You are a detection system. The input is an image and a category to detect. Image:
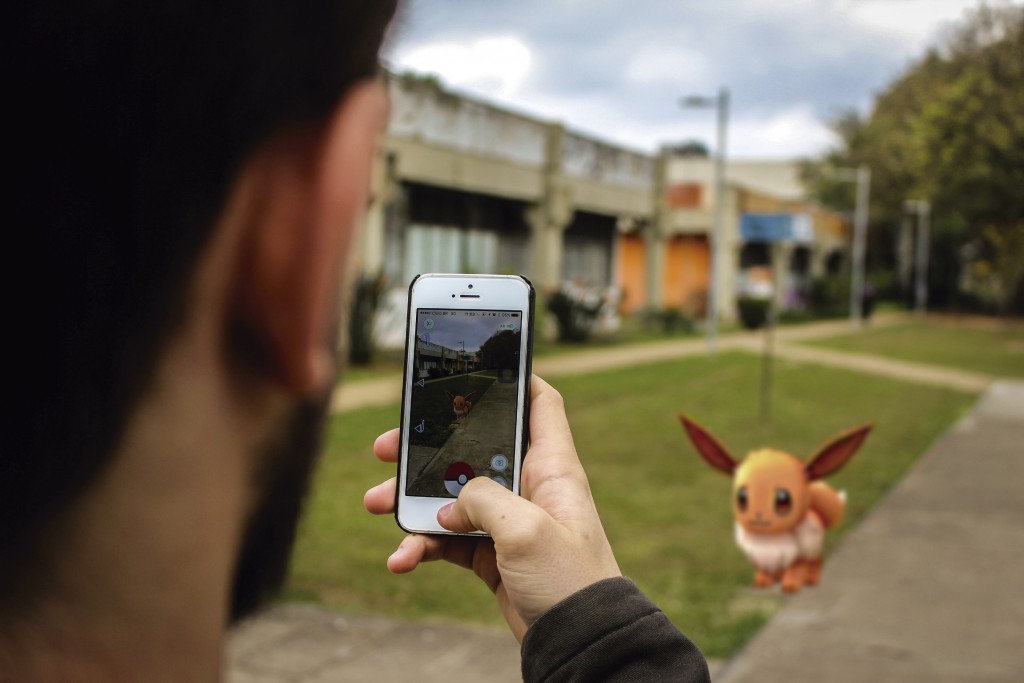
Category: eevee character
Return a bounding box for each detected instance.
[680,417,872,593]
[444,390,477,421]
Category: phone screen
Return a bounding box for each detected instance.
[405,307,523,499]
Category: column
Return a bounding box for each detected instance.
[358,147,398,277]
[526,124,574,292]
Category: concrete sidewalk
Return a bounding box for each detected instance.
[717,380,1024,683]
[226,605,523,683]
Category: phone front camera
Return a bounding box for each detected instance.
[468,283,474,289]
[451,294,455,298]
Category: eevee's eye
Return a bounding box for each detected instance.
[774,488,792,516]
[736,486,749,513]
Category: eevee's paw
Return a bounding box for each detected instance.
[781,563,806,593]
[754,570,775,588]
[805,559,823,585]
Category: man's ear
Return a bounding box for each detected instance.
[229,80,389,396]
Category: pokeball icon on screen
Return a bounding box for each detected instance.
[444,462,475,497]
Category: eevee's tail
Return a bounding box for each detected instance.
[809,482,846,529]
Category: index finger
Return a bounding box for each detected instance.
[528,375,575,450]
[522,375,589,495]
[373,427,400,463]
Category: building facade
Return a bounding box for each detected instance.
[358,73,850,344]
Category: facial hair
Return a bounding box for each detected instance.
[228,386,332,623]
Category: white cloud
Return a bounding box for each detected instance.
[729,106,839,159]
[624,44,709,86]
[844,0,994,51]
[393,35,533,99]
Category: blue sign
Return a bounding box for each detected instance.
[740,213,813,243]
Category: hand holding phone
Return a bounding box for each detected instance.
[364,376,623,642]
[395,274,534,535]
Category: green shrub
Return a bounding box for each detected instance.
[636,306,695,334]
[809,275,850,318]
[547,288,602,342]
[737,296,770,330]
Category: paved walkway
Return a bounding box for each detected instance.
[330,314,922,414]
[408,379,519,496]
[226,605,523,683]
[229,314,1019,682]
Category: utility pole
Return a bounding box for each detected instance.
[681,88,730,352]
[834,165,872,327]
[904,199,931,316]
[849,165,871,327]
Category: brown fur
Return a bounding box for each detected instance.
[809,481,845,529]
[444,390,477,421]
[681,416,871,592]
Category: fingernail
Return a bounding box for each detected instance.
[388,544,405,563]
[437,503,454,522]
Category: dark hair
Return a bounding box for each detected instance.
[4,0,397,612]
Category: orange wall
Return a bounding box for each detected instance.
[616,234,710,314]
[617,234,647,313]
[663,236,709,313]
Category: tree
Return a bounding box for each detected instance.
[479,329,520,372]
[804,3,1024,311]
[913,6,1024,310]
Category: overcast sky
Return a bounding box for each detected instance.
[384,0,1021,159]
[418,311,521,351]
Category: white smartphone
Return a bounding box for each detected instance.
[395,273,535,535]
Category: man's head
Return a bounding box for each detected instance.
[5,0,397,632]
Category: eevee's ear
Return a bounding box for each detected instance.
[805,423,873,480]
[444,390,455,401]
[679,415,738,476]
[465,392,477,402]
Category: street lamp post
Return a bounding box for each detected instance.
[904,200,931,316]
[835,165,872,327]
[681,88,730,353]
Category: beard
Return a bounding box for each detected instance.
[227,386,332,623]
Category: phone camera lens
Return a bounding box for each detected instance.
[451,294,455,298]
[468,284,473,289]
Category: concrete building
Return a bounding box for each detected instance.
[637,155,850,319]
[357,73,849,343]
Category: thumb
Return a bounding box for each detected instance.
[436,475,618,631]
[438,477,550,545]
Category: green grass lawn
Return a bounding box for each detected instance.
[286,352,975,658]
[408,373,496,448]
[808,318,1024,378]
